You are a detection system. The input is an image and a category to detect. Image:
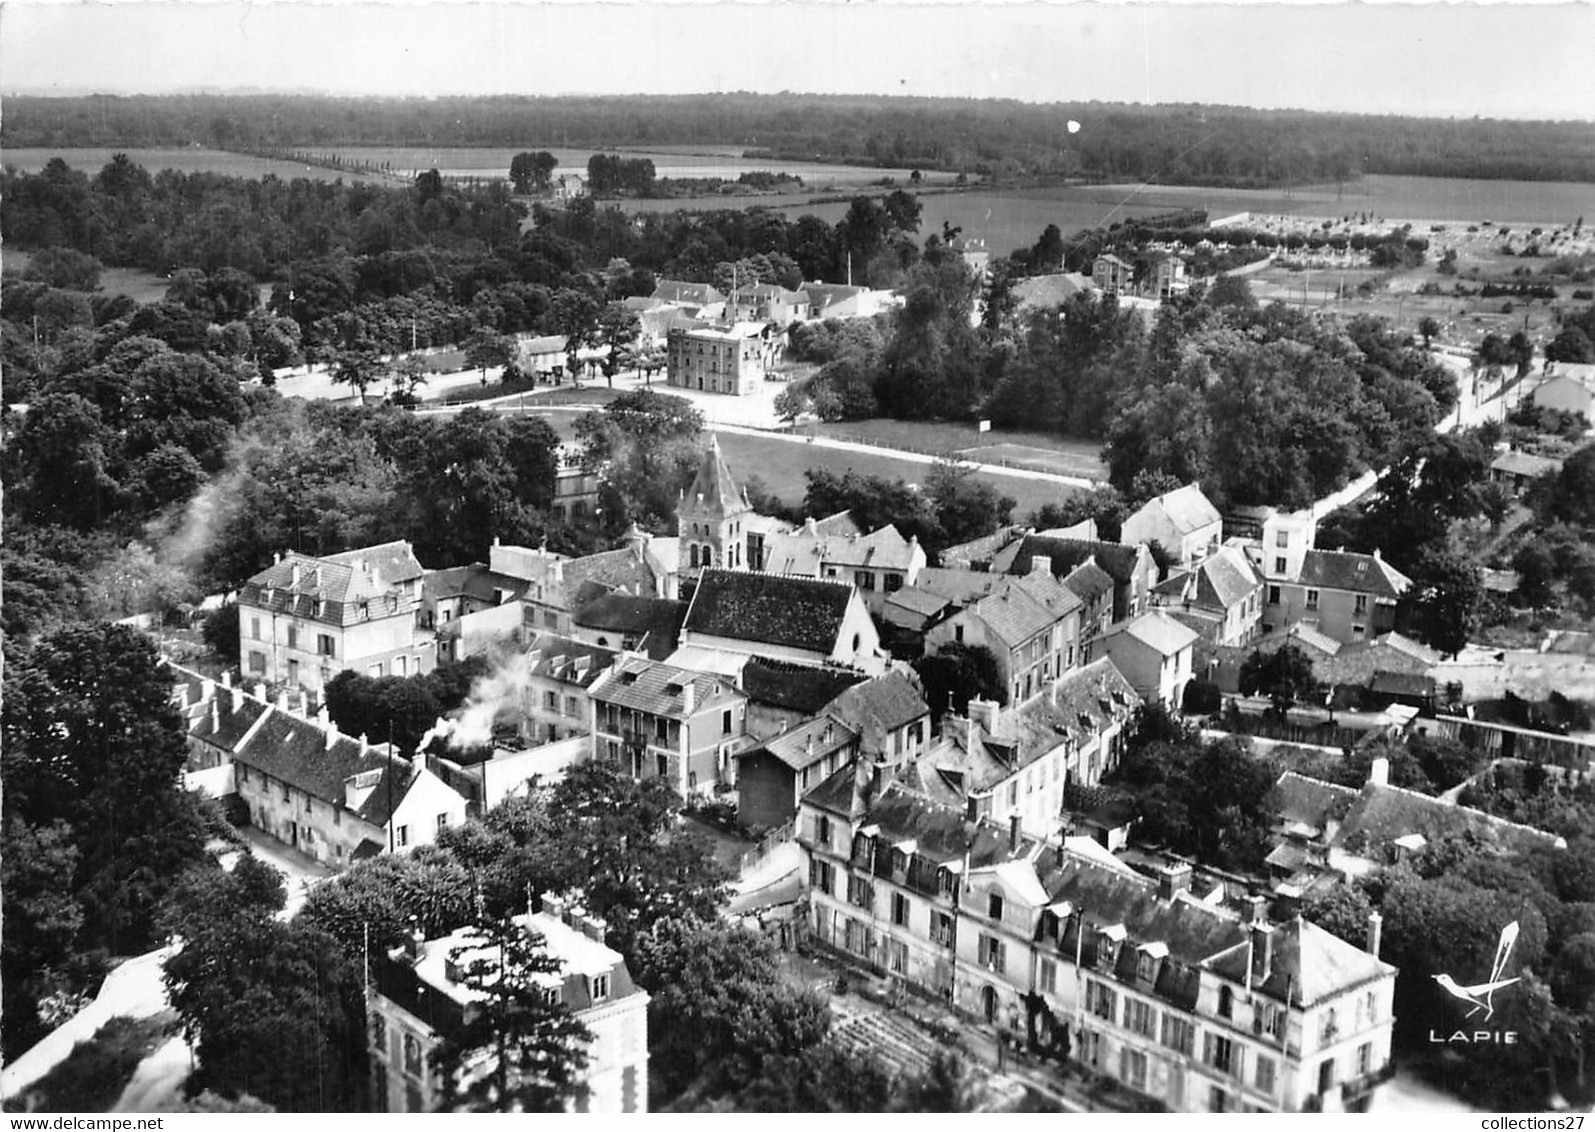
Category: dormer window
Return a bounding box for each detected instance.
[1218,984,1234,1019]
[988,892,1005,921]
[591,974,610,1002]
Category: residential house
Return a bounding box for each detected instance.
[516,333,570,379]
[731,283,810,326]
[677,436,755,574]
[589,655,750,796]
[570,589,686,660]
[666,323,769,395]
[991,535,1159,624]
[736,714,862,831]
[821,669,932,769]
[1266,758,1565,894]
[1011,272,1096,312]
[1062,559,1116,653]
[1151,256,1189,299]
[905,657,1141,838]
[422,562,528,664]
[923,570,1084,707]
[553,446,602,521]
[761,520,926,615]
[1530,363,1595,418]
[622,296,680,349]
[651,279,725,317]
[519,633,618,745]
[1121,483,1224,568]
[368,899,648,1113]
[740,655,867,740]
[512,541,665,639]
[1092,253,1135,294]
[939,524,1028,571]
[799,282,896,321]
[239,541,433,697]
[1263,550,1412,647]
[1489,449,1563,493]
[232,700,468,864]
[1152,545,1265,648]
[1099,611,1199,708]
[680,568,886,674]
[174,669,270,785]
[799,779,1398,1113]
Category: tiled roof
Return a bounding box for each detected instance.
[1207,917,1395,1009]
[735,283,806,303]
[1012,272,1095,310]
[1014,659,1140,763]
[188,687,271,752]
[562,547,658,600]
[959,585,1060,649]
[1118,611,1199,656]
[1298,550,1411,600]
[571,592,686,657]
[234,708,391,808]
[993,536,1145,585]
[241,541,424,625]
[825,670,930,734]
[590,654,743,719]
[914,567,1009,603]
[938,525,1026,570]
[1259,622,1342,658]
[524,633,619,689]
[1491,450,1563,478]
[760,715,860,772]
[653,280,725,306]
[1368,671,1436,697]
[819,524,922,571]
[1196,546,1261,611]
[800,282,868,310]
[1273,771,1360,832]
[1336,780,1563,856]
[424,564,530,605]
[683,569,854,654]
[354,762,422,827]
[741,656,867,714]
[1126,483,1222,537]
[802,761,873,819]
[682,436,751,519]
[861,781,1040,869]
[814,510,863,538]
[520,334,568,355]
[884,587,953,622]
[1062,560,1115,604]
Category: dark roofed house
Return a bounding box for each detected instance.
[652,279,726,312]
[992,535,1158,623]
[571,589,686,660]
[737,715,862,830]
[681,568,885,673]
[1266,549,1412,646]
[823,669,931,766]
[1490,449,1563,492]
[742,656,868,738]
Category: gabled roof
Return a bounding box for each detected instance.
[1125,483,1222,538]
[683,569,855,654]
[1014,658,1141,763]
[800,281,868,309]
[813,510,863,538]
[1273,771,1360,832]
[825,670,930,734]
[520,334,569,355]
[735,283,806,303]
[562,546,658,600]
[1012,272,1095,310]
[1196,545,1262,611]
[884,587,953,620]
[424,563,530,605]
[741,656,868,714]
[939,525,1028,570]
[234,708,392,809]
[958,584,1063,648]
[571,592,686,658]
[524,633,619,689]
[1336,780,1563,856]
[242,541,424,623]
[1298,550,1411,600]
[1491,450,1564,478]
[188,687,271,752]
[1062,559,1115,604]
[914,566,1010,604]
[817,524,922,572]
[1207,917,1395,1009]
[758,715,860,772]
[1368,671,1436,698]
[681,436,751,520]
[652,280,725,306]
[589,654,743,718]
[1112,610,1199,656]
[993,536,1146,586]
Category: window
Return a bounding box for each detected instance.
[396,655,409,677]
[1275,531,1290,548]
[1274,557,1287,574]
[844,918,872,957]
[979,934,1006,974]
[816,814,832,849]
[287,659,299,684]
[722,709,733,737]
[591,974,610,1002]
[317,633,336,657]
[251,617,262,640]
[886,938,908,974]
[402,1033,422,1078]
[809,858,835,897]
[304,795,313,814]
[655,716,669,743]
[545,690,559,711]
[1039,958,1057,994]
[1218,984,1234,1018]
[1320,1007,1339,1044]
[395,825,409,848]
[1086,980,1116,1023]
[542,986,560,1006]
[1209,1087,1230,1113]
[885,573,903,593]
[1305,589,1320,611]
[847,875,874,910]
[1357,1042,1373,1076]
[1255,1054,1277,1095]
[248,650,267,674]
[1160,1014,1194,1055]
[565,695,579,717]
[1126,997,1156,1037]
[1119,1047,1148,1091]
[931,911,956,948]
[1354,593,1369,614]
[1268,585,1281,605]
[988,892,1005,921]
[371,1012,387,1053]
[1365,991,1378,1024]
[287,625,299,649]
[436,812,449,832]
[282,782,291,802]
[855,570,875,591]
[954,624,965,644]
[1204,1033,1236,1075]
[891,892,910,927]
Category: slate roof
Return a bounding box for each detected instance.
[590,654,743,718]
[1126,483,1222,537]
[914,567,1010,603]
[1273,771,1359,832]
[1368,671,1436,698]
[562,547,658,600]
[1115,610,1199,656]
[958,583,1066,649]
[814,510,863,538]
[1196,545,1261,611]
[682,436,751,519]
[652,280,725,307]
[884,587,952,619]
[683,569,855,654]
[571,592,686,658]
[1336,780,1563,855]
[1014,659,1140,762]
[760,715,860,772]
[741,656,867,714]
[801,760,873,819]
[825,670,930,734]
[938,525,1027,570]
[1297,550,1411,600]
[860,781,1040,869]
[188,687,271,752]
[1012,272,1095,310]
[993,536,1145,585]
[524,633,619,689]
[800,282,868,312]
[1062,559,1115,605]
[241,541,424,626]
[234,707,393,808]
[817,524,922,572]
[735,283,806,303]
[1207,917,1395,1009]
[424,564,530,605]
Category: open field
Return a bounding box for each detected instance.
[2,246,173,305]
[1,147,392,184]
[795,417,1107,481]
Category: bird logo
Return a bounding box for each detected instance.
[1432,921,1521,1021]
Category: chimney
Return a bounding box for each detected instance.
[326,724,338,751]
[1250,921,1275,982]
[1009,814,1022,852]
[290,562,301,588]
[1366,910,1383,958]
[253,682,267,702]
[1368,756,1389,788]
[231,685,244,713]
[968,698,1000,736]
[1247,893,1268,924]
[220,670,232,689]
[681,682,695,715]
[541,893,566,922]
[1373,548,1382,562]
[1157,862,1193,902]
[317,705,331,729]
[277,690,290,712]
[273,551,282,566]
[805,517,818,536]
[1030,554,1051,576]
[404,917,424,962]
[580,913,608,943]
[210,698,220,733]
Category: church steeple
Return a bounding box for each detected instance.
[678,434,751,572]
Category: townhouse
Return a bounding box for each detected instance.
[736,714,862,830]
[821,668,932,769]
[799,778,1399,1113]
[666,322,769,396]
[1098,611,1199,709]
[991,535,1159,625]
[923,570,1084,707]
[368,897,648,1113]
[761,521,927,616]
[1120,483,1223,568]
[1264,550,1412,646]
[588,654,750,796]
[1151,544,1266,649]
[519,633,618,745]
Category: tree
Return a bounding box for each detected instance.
[594,302,640,387]
[430,916,593,1113]
[298,847,475,957]
[1417,315,1441,349]
[1546,326,1594,365]
[1238,643,1318,715]
[463,326,512,385]
[1403,548,1483,659]
[509,151,559,195]
[913,642,1006,723]
[773,384,811,424]
[925,456,1015,548]
[1300,883,1377,948]
[551,289,601,385]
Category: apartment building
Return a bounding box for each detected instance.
[923,570,1084,707]
[588,654,750,797]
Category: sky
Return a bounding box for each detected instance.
[2,1,1593,120]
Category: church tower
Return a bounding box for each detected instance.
[678,434,753,572]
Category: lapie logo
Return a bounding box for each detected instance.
[1428,921,1521,1044]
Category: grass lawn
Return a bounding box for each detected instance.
[4,1012,179,1113]
[800,418,1104,468]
